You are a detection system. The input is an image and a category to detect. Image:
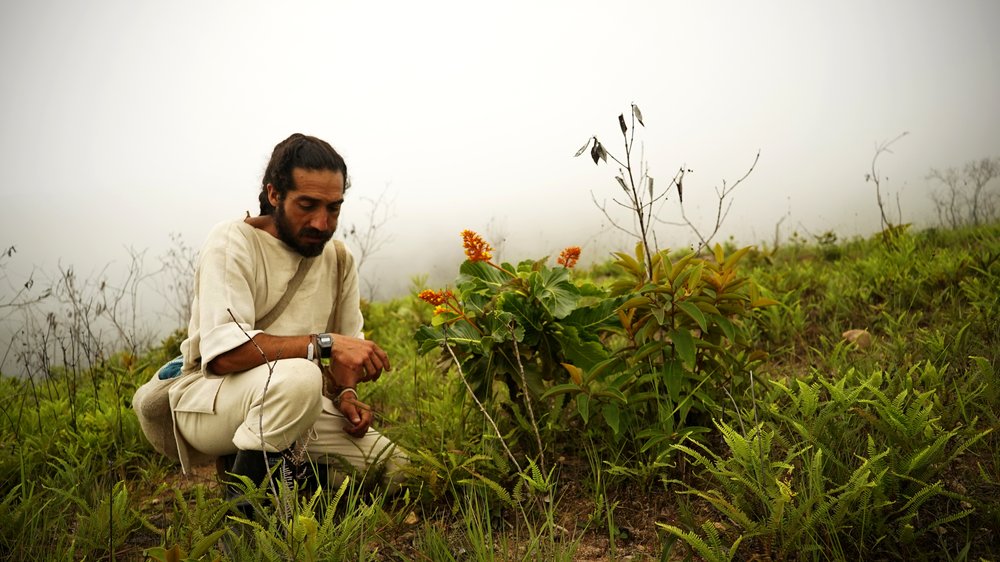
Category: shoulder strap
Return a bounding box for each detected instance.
[325,240,350,333]
[257,257,316,330]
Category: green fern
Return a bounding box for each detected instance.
[657,521,742,562]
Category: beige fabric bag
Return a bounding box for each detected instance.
[133,240,347,461]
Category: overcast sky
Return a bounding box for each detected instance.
[2,0,999,316]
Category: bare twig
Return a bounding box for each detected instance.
[0,246,52,318]
[442,330,523,474]
[928,157,1000,228]
[226,308,290,517]
[674,150,761,253]
[344,184,396,301]
[580,105,759,270]
[866,132,909,231]
[154,233,198,329]
[508,324,546,475]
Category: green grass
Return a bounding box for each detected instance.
[1,222,998,560]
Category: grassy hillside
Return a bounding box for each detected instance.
[1,223,997,561]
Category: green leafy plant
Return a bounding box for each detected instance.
[415,231,616,466]
[70,481,143,560]
[545,241,776,462]
[668,361,990,560]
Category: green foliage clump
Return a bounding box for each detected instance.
[548,241,775,462]
[1,222,998,560]
[414,231,776,483]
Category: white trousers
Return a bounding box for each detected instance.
[173,358,405,484]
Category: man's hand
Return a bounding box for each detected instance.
[325,335,391,388]
[336,391,372,438]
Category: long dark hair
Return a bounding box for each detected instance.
[258,133,350,216]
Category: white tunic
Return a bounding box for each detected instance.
[168,218,363,470]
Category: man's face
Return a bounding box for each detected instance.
[269,168,345,257]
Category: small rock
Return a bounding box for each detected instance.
[842,329,872,349]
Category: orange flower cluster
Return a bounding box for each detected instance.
[557,246,582,268]
[461,230,493,262]
[418,289,452,305]
[433,305,449,316]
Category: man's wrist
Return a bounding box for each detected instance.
[317,333,334,367]
[333,386,357,402]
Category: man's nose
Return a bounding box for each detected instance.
[309,212,330,232]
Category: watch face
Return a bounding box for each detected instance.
[318,334,333,358]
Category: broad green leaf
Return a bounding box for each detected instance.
[713,243,724,264]
[634,340,666,362]
[619,295,651,310]
[626,391,660,404]
[593,387,628,403]
[536,267,580,319]
[723,246,751,268]
[602,403,621,435]
[563,297,620,330]
[542,383,582,399]
[498,292,543,330]
[430,310,459,326]
[577,393,591,422]
[441,320,483,345]
[669,253,696,281]
[672,265,696,292]
[693,300,721,316]
[686,262,705,293]
[576,281,607,297]
[634,316,659,343]
[613,251,641,275]
[553,325,607,369]
[633,241,646,268]
[588,357,623,382]
[651,303,666,326]
[709,314,736,341]
[663,359,683,403]
[669,329,697,368]
[481,309,520,341]
[677,300,708,332]
[458,260,508,291]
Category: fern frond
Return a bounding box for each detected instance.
[684,489,757,530]
[913,508,974,538]
[657,522,733,562]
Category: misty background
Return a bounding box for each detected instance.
[2,0,999,369]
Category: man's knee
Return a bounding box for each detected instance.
[231,359,325,452]
[269,358,323,403]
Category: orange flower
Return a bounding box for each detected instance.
[418,289,452,306]
[461,230,493,262]
[433,305,449,316]
[557,246,581,268]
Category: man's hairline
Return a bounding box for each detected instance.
[271,166,348,201]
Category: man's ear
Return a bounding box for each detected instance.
[266,184,281,207]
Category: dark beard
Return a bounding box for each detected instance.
[273,203,333,258]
